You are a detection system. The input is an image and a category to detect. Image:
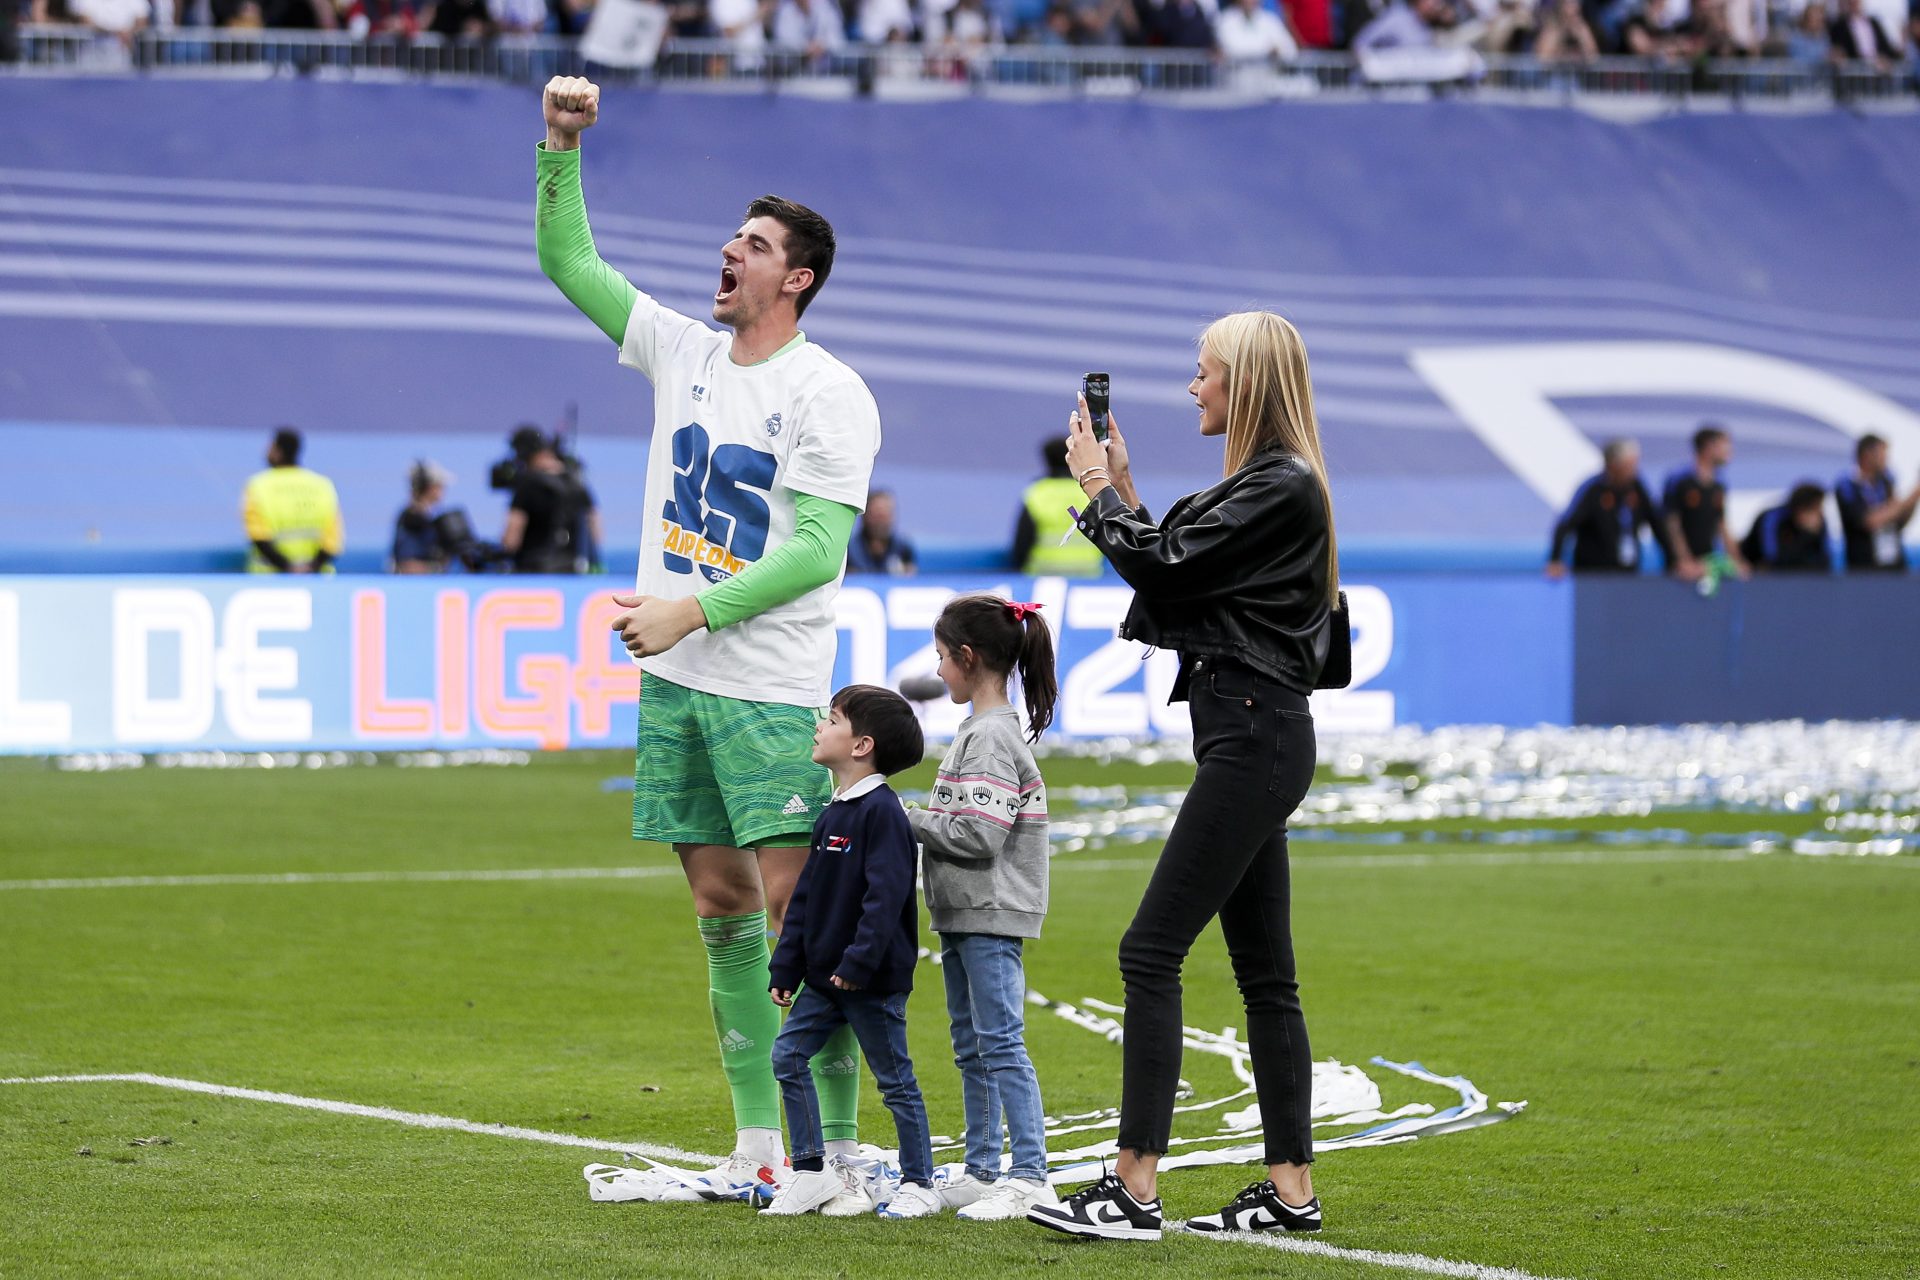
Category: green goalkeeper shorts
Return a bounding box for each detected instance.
[632,674,832,849]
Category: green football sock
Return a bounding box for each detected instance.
[768,934,861,1144]
[699,912,782,1133]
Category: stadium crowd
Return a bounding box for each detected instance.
[13,0,1919,65]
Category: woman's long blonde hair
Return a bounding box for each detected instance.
[1201,310,1339,608]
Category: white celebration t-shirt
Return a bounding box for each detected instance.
[619,289,881,707]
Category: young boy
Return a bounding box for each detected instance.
[764,685,940,1220]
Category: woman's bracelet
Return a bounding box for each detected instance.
[1077,467,1111,487]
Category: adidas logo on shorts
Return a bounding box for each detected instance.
[721,1028,756,1051]
[782,795,811,816]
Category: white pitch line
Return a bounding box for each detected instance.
[0,866,683,892]
[4,1073,1573,1279]
[1194,1228,1575,1280]
[0,1073,718,1166]
[5,847,1878,892]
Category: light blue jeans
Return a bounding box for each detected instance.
[941,932,1048,1183]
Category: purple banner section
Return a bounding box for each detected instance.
[3,82,1918,562]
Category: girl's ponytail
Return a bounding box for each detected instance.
[1013,608,1057,744]
[932,594,1059,743]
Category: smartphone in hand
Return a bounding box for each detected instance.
[1082,372,1111,443]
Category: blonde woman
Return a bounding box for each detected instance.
[1027,311,1338,1242]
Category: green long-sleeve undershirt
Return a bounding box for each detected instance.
[535,143,858,632]
[535,143,637,343]
[699,494,857,631]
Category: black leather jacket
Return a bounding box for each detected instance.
[1075,444,1333,695]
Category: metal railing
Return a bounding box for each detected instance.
[8,25,1916,106]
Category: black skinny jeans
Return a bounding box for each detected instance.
[1116,654,1318,1167]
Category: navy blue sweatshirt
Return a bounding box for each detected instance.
[769,777,920,996]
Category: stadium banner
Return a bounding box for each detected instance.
[0,574,1571,753]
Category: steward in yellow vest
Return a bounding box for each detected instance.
[1011,439,1103,577]
[243,428,343,574]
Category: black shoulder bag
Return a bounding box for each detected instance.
[1315,591,1352,690]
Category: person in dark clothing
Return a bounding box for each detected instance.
[765,685,938,1219]
[1660,424,1749,581]
[845,489,917,576]
[1834,433,1918,572]
[419,0,493,36]
[1828,0,1899,64]
[1136,0,1216,46]
[1546,438,1667,578]
[501,437,598,574]
[1740,483,1831,573]
[390,460,489,573]
[1028,311,1334,1243]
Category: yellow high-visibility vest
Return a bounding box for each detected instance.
[243,466,343,573]
[1021,476,1104,578]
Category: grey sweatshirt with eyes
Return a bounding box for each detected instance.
[906,705,1051,939]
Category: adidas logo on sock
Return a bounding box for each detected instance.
[817,1054,858,1077]
[782,795,810,816]
[721,1028,756,1051]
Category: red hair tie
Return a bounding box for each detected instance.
[1006,601,1044,622]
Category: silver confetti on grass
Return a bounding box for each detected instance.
[1042,721,1918,857]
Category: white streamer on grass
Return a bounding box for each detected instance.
[1028,990,1527,1179]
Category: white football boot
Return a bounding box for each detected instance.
[818,1156,880,1217]
[760,1167,844,1216]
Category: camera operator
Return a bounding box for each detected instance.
[390,461,492,573]
[500,433,602,574]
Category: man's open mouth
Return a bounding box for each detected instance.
[716,265,739,303]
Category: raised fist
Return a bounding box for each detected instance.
[543,76,600,144]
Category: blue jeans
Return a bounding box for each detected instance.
[941,932,1048,1183]
[771,983,933,1186]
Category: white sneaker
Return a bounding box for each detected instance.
[819,1156,880,1218]
[957,1177,1059,1221]
[878,1182,944,1219]
[937,1172,995,1210]
[583,1162,677,1203]
[656,1151,784,1204]
[760,1167,843,1216]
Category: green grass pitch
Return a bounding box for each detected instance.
[2,750,1915,1279]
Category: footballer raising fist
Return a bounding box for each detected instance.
[542,75,599,151]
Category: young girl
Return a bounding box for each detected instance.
[908,593,1060,1222]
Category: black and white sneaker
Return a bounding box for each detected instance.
[1184,1181,1323,1234]
[1026,1174,1164,1241]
